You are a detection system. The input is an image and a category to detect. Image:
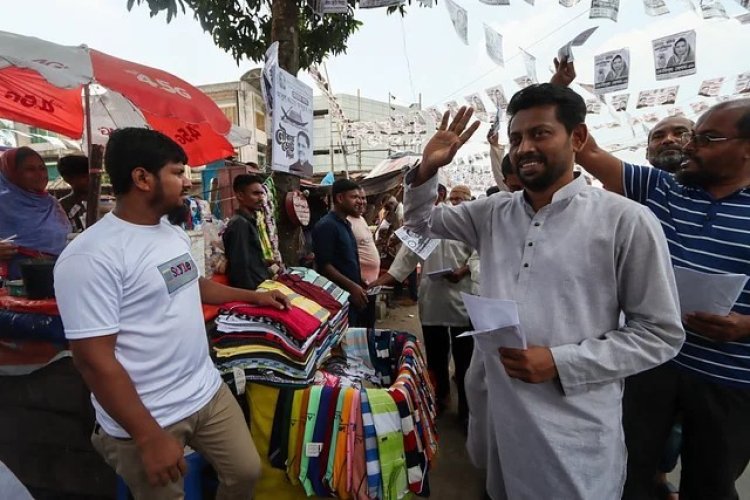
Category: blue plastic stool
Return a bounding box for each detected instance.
[116,450,211,499]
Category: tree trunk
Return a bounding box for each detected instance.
[271,0,300,75]
[271,0,302,266]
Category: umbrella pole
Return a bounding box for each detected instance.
[84,84,103,228]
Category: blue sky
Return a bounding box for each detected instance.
[2,0,748,160]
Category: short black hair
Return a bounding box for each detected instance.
[507,83,586,134]
[57,155,88,179]
[486,185,501,197]
[675,37,688,46]
[233,174,264,193]
[105,128,188,196]
[437,183,447,194]
[298,131,310,147]
[332,178,360,199]
[501,154,514,177]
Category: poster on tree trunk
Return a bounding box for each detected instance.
[263,43,315,178]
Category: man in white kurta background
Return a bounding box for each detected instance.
[371,184,477,423]
[403,84,685,499]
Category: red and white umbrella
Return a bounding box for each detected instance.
[0,30,241,165]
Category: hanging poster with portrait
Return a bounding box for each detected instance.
[594,48,630,94]
[652,30,697,81]
[264,44,314,178]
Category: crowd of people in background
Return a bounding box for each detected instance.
[2,51,750,500]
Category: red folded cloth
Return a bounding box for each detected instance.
[221,302,322,341]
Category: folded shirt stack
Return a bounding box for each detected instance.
[212,267,350,389]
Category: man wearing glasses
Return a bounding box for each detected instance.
[553,57,750,500]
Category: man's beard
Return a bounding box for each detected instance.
[650,149,686,173]
[516,154,568,192]
[675,156,716,188]
[166,200,190,225]
[150,181,189,225]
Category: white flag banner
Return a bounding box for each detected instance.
[318,0,349,13]
[425,106,444,123]
[586,99,603,114]
[644,0,670,15]
[698,0,729,19]
[636,86,679,109]
[578,82,597,95]
[488,106,504,137]
[690,101,711,114]
[445,0,469,45]
[360,0,404,8]
[520,48,538,83]
[641,112,662,123]
[484,25,505,66]
[465,93,489,121]
[514,76,535,89]
[611,93,630,112]
[594,49,630,94]
[557,26,598,62]
[737,72,750,94]
[445,100,460,117]
[590,0,621,21]
[668,107,686,117]
[653,31,697,81]
[698,77,724,97]
[485,84,509,109]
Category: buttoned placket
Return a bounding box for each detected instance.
[517,204,549,300]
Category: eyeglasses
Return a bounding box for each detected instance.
[681,132,746,148]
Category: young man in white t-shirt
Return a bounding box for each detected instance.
[54,128,289,499]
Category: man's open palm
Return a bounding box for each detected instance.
[422,107,481,171]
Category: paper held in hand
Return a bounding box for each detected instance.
[557,26,598,62]
[457,292,527,350]
[395,226,440,260]
[427,268,453,279]
[673,266,749,316]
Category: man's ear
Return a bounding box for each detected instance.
[571,123,589,153]
[131,167,154,192]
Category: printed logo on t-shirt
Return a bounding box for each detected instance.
[157,253,198,295]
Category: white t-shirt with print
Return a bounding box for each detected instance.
[54,212,222,438]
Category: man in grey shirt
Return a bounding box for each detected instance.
[403,84,685,499]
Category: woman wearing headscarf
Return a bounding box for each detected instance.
[0,147,71,280]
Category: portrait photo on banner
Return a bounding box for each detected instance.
[652,30,697,81]
[594,48,630,94]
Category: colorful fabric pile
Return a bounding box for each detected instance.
[266,328,438,499]
[212,267,350,389]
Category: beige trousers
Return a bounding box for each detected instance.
[92,384,261,500]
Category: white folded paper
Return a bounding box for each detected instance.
[457,292,527,349]
[557,26,598,62]
[427,268,453,279]
[673,266,748,316]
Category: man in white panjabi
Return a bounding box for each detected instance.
[403,84,685,499]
